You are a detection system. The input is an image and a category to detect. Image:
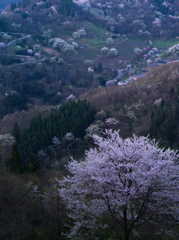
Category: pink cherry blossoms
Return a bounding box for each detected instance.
[59,130,179,240]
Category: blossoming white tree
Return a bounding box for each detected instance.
[52,136,61,149]
[84,60,94,67]
[101,47,109,54]
[107,48,118,57]
[106,37,114,46]
[59,130,179,240]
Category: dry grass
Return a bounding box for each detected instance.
[80,61,179,137]
[41,47,61,57]
[0,104,52,135]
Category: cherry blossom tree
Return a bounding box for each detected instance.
[59,130,179,240]
[52,136,61,149]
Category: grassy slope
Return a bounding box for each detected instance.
[59,21,147,66]
[153,38,179,49]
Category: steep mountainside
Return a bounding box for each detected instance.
[80,61,179,149]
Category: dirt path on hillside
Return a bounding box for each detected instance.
[41,47,61,57]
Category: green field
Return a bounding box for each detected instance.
[153,38,179,49]
[6,19,179,66]
[75,22,147,61]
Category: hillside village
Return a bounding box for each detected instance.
[0,0,179,105]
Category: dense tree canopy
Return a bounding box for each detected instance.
[59,0,75,16]
[12,121,21,144]
[154,0,169,14]
[20,100,95,161]
[150,87,179,148]
[10,143,23,174]
[59,130,179,240]
[26,153,41,173]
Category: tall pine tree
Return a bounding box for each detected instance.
[59,0,75,16]
[98,61,103,73]
[10,143,23,174]
[0,147,2,165]
[26,153,41,173]
[12,121,21,144]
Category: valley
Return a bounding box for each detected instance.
[1,1,179,240]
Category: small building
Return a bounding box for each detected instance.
[131,77,137,81]
[126,78,132,82]
[118,81,127,86]
[140,68,148,72]
[157,60,166,64]
[106,80,116,87]
[66,94,76,102]
[88,67,94,73]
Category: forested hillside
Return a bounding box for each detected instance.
[0,0,21,10]
[19,100,95,161]
[150,88,179,148]
[1,0,179,239]
[81,61,179,148]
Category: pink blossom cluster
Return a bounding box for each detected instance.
[59,130,179,239]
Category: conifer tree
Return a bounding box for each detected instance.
[10,143,23,174]
[177,87,179,96]
[59,0,75,16]
[26,153,41,173]
[12,121,21,144]
[97,61,103,73]
[170,86,175,99]
[0,147,2,165]
[20,100,95,160]
[10,3,16,11]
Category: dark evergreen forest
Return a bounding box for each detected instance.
[19,100,95,162]
[154,0,174,14]
[150,87,179,149]
[0,0,21,10]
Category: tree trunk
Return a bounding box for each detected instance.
[125,231,130,240]
[57,194,60,236]
[123,206,130,240]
